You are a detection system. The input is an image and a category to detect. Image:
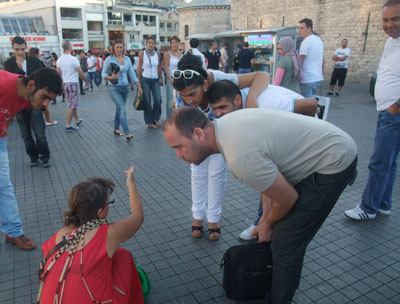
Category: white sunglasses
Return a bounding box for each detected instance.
[171,69,200,80]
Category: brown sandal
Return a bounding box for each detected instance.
[191,226,204,238]
[208,228,221,241]
[126,134,133,141]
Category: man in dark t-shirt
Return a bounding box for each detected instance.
[238,42,255,74]
[205,41,223,70]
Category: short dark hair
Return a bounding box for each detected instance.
[207,80,242,105]
[243,42,249,48]
[190,38,199,48]
[22,67,63,95]
[299,18,313,30]
[11,36,26,46]
[210,41,217,46]
[164,107,209,139]
[384,0,400,7]
[223,42,229,47]
[64,177,115,226]
[342,38,348,42]
[173,53,208,91]
[147,36,156,43]
[87,50,93,55]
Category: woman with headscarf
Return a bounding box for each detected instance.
[273,37,302,93]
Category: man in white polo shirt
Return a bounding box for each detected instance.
[345,0,400,220]
[298,18,324,98]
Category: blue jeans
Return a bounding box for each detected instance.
[87,71,96,89]
[361,110,400,214]
[238,68,251,74]
[95,70,102,87]
[300,81,321,98]
[16,109,50,162]
[109,85,130,134]
[141,77,162,124]
[0,137,23,237]
[254,199,263,226]
[165,78,174,118]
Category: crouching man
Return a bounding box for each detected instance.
[163,107,357,304]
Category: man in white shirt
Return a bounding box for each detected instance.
[189,38,207,70]
[327,39,351,96]
[298,18,324,98]
[57,40,89,131]
[220,42,230,73]
[86,50,97,92]
[345,0,400,220]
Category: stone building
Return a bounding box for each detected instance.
[230,0,387,82]
[178,0,231,50]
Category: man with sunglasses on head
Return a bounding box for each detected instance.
[0,67,63,251]
[4,36,52,168]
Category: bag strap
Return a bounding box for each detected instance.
[40,237,67,274]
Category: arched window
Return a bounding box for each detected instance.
[184,25,189,39]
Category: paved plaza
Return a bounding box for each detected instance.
[0,81,399,304]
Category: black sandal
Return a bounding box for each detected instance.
[114,130,123,136]
[191,226,204,238]
[208,228,221,241]
[126,134,133,141]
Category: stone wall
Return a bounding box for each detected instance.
[231,0,387,82]
[178,6,231,45]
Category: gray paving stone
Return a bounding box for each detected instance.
[0,81,399,303]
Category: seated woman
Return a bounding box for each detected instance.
[38,166,144,304]
[272,36,302,93]
[172,53,269,240]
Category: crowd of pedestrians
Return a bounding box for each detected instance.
[0,1,399,302]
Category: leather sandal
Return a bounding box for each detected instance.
[208,228,221,241]
[126,134,133,141]
[191,226,204,238]
[114,130,123,136]
[154,120,161,128]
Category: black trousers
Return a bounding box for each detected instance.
[269,157,357,304]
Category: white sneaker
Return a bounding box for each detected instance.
[239,224,257,241]
[45,120,57,126]
[378,209,391,216]
[344,205,376,220]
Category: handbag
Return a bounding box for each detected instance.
[134,90,145,111]
[108,62,120,84]
[220,242,273,301]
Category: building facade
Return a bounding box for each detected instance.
[230,0,387,82]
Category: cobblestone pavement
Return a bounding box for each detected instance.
[0,81,399,304]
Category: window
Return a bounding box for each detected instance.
[174,23,178,31]
[26,18,36,33]
[18,19,29,33]
[1,18,12,33]
[160,36,165,43]
[143,15,148,22]
[135,15,141,26]
[160,22,165,29]
[108,12,121,20]
[149,15,155,26]
[87,21,103,33]
[184,25,189,39]
[123,14,132,25]
[60,7,81,19]
[62,28,83,40]
[10,19,21,33]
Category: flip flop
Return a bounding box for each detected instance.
[191,226,204,238]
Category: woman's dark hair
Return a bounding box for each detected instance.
[22,67,63,95]
[169,35,180,43]
[51,52,58,61]
[28,47,38,57]
[63,177,115,226]
[147,36,156,43]
[173,53,208,91]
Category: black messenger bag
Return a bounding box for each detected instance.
[220,242,273,301]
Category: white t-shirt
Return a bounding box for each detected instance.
[375,36,400,111]
[56,54,80,83]
[334,47,351,69]
[87,56,97,72]
[241,85,303,112]
[211,69,238,83]
[300,34,324,83]
[190,48,207,70]
[220,47,229,66]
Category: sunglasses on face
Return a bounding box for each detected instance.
[171,69,200,80]
[106,198,115,205]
